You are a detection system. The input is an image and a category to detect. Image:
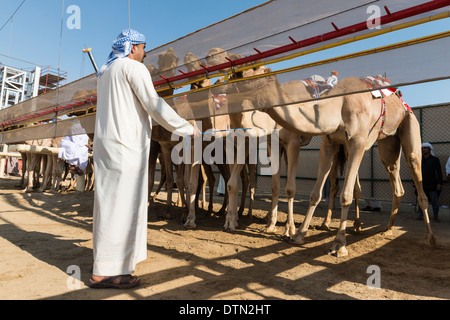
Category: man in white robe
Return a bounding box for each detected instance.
[90,29,197,289]
[58,134,89,174]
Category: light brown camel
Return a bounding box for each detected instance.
[212,64,315,237]
[146,47,189,220]
[196,51,313,235]
[217,67,435,256]
[264,76,362,236]
[180,51,235,228]
[183,49,273,230]
[148,48,227,221]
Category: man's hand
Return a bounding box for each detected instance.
[193,121,201,138]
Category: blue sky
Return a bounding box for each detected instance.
[0,0,449,107]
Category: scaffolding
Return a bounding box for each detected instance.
[38,66,67,94]
[0,65,27,110]
[0,64,44,110]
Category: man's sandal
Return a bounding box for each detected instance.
[88,275,141,289]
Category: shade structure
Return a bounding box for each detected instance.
[0,0,449,143]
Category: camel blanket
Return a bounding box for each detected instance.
[362,76,412,112]
[94,58,193,276]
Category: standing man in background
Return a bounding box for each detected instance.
[417,142,443,223]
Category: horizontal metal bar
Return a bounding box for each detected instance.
[153,0,450,88]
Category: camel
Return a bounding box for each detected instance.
[265,74,364,235]
[216,67,435,256]
[205,62,315,237]
[181,51,236,228]
[183,49,286,230]
[198,51,281,232]
[186,50,314,235]
[146,48,190,220]
[147,48,227,220]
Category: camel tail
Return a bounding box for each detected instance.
[337,145,346,177]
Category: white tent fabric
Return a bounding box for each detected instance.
[1,0,449,143]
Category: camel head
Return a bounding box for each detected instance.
[211,65,285,110]
[206,48,242,73]
[158,47,179,78]
[182,52,211,93]
[184,52,205,73]
[214,65,275,94]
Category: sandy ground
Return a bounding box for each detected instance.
[0,175,450,301]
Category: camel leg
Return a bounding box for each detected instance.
[182,162,191,222]
[320,161,339,231]
[184,162,201,229]
[148,141,160,200]
[200,165,208,210]
[86,158,95,191]
[19,152,28,188]
[33,155,42,190]
[238,165,249,217]
[320,149,362,233]
[291,138,339,244]
[224,163,245,232]
[216,163,229,216]
[194,169,203,213]
[247,163,256,221]
[376,136,404,236]
[329,139,366,257]
[61,163,71,191]
[154,153,166,200]
[50,157,64,193]
[39,154,53,192]
[84,160,92,191]
[25,153,39,192]
[203,164,216,214]
[352,174,362,233]
[398,113,435,246]
[160,149,174,220]
[90,166,95,191]
[175,164,186,208]
[284,140,301,237]
[264,146,283,234]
